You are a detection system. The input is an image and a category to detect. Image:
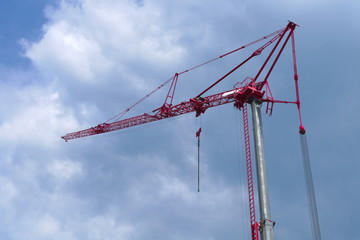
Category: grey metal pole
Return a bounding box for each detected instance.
[250,99,274,240]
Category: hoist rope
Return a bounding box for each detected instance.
[196,127,201,192]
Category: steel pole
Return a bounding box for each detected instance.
[250,99,274,240]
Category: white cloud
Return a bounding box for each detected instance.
[47,159,82,183]
[158,174,195,201]
[83,216,135,240]
[0,85,79,148]
[24,0,186,88]
[0,178,18,208]
[34,215,60,238]
[19,213,133,240]
[25,20,112,83]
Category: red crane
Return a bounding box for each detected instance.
[61,22,297,143]
[62,22,321,240]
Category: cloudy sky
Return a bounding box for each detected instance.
[0,0,359,239]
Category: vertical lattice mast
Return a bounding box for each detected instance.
[242,104,259,240]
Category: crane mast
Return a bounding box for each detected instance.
[62,22,321,240]
[251,99,274,240]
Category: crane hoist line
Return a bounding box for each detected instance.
[62,21,322,240]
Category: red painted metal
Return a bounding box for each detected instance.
[196,27,288,98]
[62,22,302,240]
[255,22,297,91]
[289,27,305,134]
[242,103,259,240]
[103,27,288,124]
[62,82,264,141]
[253,26,288,83]
[163,73,179,107]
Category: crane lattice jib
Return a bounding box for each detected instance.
[61,83,264,141]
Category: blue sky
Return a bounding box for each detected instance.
[0,0,53,67]
[0,0,359,239]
